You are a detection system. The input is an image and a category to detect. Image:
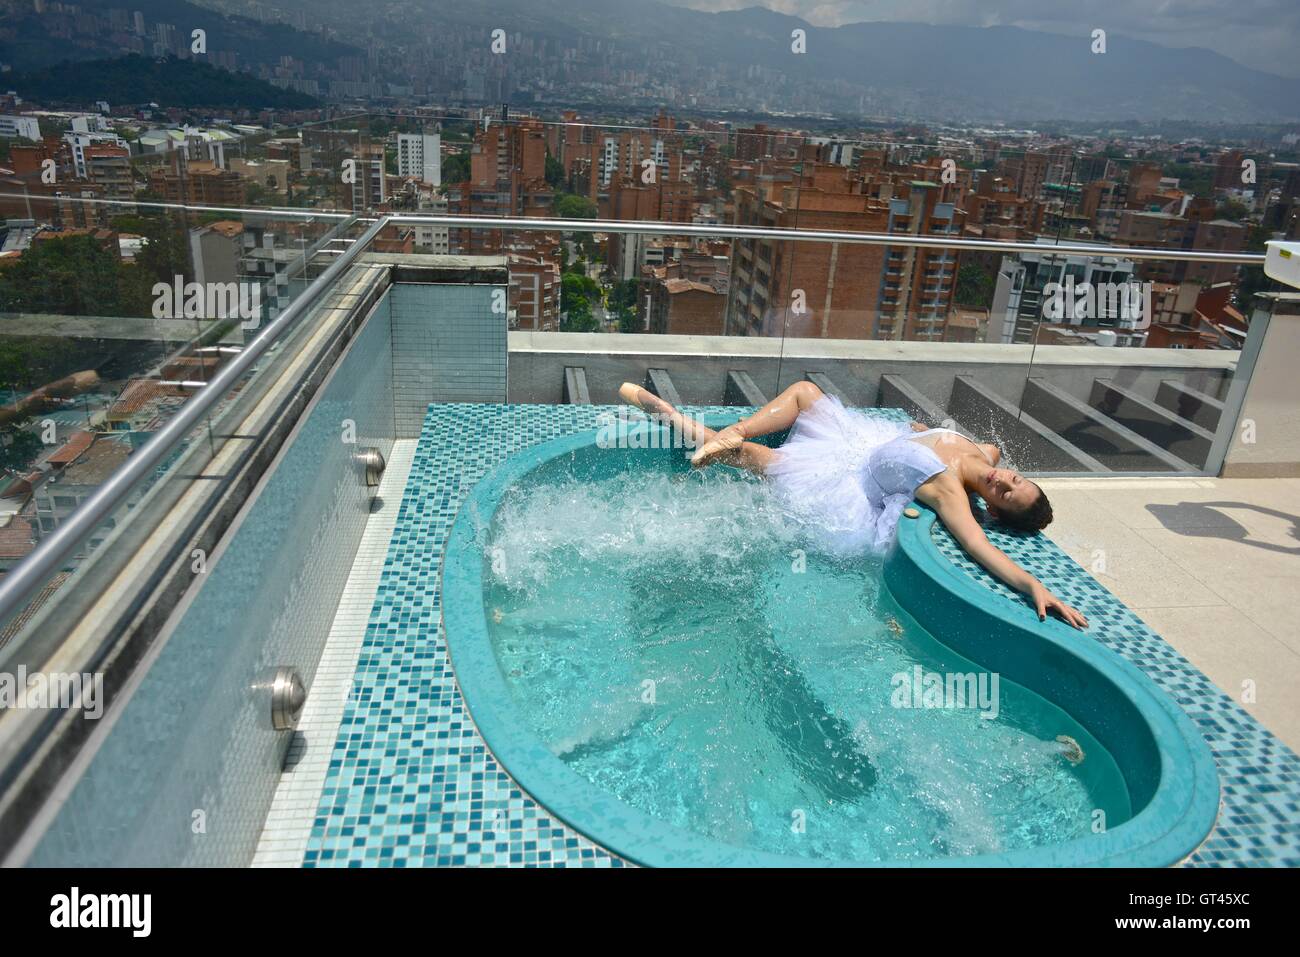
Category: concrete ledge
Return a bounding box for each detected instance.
[562,367,591,405]
[1155,380,1225,432]
[1220,461,1300,478]
[724,370,768,406]
[645,369,682,407]
[506,331,1237,372]
[1023,378,1195,472]
[878,374,971,436]
[1091,379,1215,467]
[805,372,847,402]
[950,375,1108,472]
[361,252,509,286]
[506,331,1234,410]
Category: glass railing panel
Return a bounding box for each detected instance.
[1009,247,1249,475]
[0,196,370,673]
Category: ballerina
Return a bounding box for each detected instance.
[618,379,1089,630]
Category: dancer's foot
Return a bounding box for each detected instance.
[618,382,675,418]
[690,423,746,468]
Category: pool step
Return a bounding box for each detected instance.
[1154,379,1225,433]
[1090,378,1214,467]
[1021,377,1195,472]
[644,368,683,408]
[723,370,768,407]
[562,367,591,405]
[878,374,973,437]
[804,371,848,402]
[949,376,1109,472]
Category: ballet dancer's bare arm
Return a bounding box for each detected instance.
[915,476,1089,630]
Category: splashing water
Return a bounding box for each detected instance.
[483,466,1130,862]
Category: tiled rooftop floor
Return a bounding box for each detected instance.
[1039,476,1300,753]
[284,405,1300,867]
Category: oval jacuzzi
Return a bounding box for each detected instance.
[441,416,1220,866]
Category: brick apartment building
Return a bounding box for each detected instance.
[726,157,967,341]
[148,158,246,208]
[645,250,730,335]
[507,252,561,330]
[445,118,553,254]
[1116,210,1245,285]
[84,144,134,209]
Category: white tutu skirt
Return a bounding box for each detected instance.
[766,395,945,556]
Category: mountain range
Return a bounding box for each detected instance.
[8,0,1300,124]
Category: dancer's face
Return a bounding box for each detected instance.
[981,467,1038,512]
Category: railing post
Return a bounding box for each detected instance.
[1217,292,1300,477]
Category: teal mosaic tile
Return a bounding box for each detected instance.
[930,513,1300,867]
[307,402,1300,867]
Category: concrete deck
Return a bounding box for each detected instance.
[1039,475,1300,752]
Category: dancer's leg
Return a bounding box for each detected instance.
[618,383,774,473]
[691,380,825,466]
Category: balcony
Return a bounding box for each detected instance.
[1,142,1299,869]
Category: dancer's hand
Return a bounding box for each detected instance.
[1030,582,1089,630]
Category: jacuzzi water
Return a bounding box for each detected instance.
[482,465,1132,863]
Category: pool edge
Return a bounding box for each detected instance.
[887,505,1221,867]
[441,421,1222,868]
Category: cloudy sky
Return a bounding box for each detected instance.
[664,1,1300,78]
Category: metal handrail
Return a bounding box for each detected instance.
[0,211,1267,625]
[0,215,385,627]
[385,214,1268,265]
[0,193,355,221]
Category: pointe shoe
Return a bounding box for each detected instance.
[690,423,746,467]
[618,382,648,409]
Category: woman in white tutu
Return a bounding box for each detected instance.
[619,380,1088,631]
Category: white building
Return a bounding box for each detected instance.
[70,114,110,135]
[137,126,238,165]
[990,239,1143,345]
[0,115,40,141]
[396,133,441,185]
[413,197,450,253]
[64,130,128,178]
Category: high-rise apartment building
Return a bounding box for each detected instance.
[1116,210,1245,285]
[726,159,966,341]
[727,164,888,339]
[446,119,552,254]
[396,132,441,185]
[350,143,386,211]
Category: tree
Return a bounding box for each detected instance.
[0,427,42,470]
[954,263,995,310]
[134,216,193,286]
[1215,199,1250,223]
[560,295,599,332]
[545,153,565,190]
[616,306,640,334]
[0,235,153,316]
[561,271,599,309]
[610,278,640,313]
[554,193,597,219]
[442,149,470,185]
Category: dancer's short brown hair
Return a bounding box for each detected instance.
[994,484,1053,533]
